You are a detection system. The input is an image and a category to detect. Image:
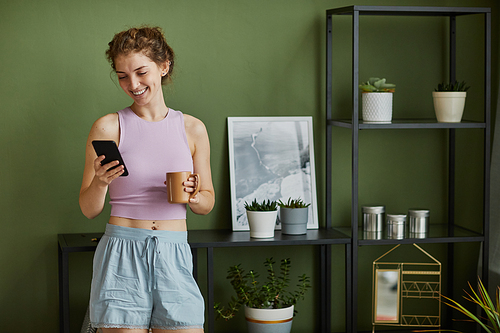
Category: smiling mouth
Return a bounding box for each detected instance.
[132,87,148,96]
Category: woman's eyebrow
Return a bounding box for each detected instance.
[116,66,148,74]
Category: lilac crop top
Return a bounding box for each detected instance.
[108,107,193,220]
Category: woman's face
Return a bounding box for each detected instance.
[114,52,168,107]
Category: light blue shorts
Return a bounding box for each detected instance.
[89,224,204,330]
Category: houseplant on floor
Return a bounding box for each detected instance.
[245,199,278,238]
[214,257,311,333]
[432,80,470,123]
[359,77,396,122]
[278,198,311,235]
[414,278,499,332]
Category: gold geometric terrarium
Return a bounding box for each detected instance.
[372,244,441,332]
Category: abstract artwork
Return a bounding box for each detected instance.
[228,117,318,231]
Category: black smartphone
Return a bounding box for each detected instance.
[91,140,129,177]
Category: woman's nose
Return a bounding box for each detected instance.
[130,76,140,89]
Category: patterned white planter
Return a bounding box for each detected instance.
[361,92,393,122]
[432,91,466,123]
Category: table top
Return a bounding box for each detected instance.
[58,228,351,252]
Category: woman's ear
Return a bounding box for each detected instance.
[161,61,170,77]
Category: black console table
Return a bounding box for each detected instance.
[58,228,350,333]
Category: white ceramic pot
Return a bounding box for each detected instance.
[361,92,393,122]
[432,91,467,123]
[247,210,278,238]
[245,305,294,333]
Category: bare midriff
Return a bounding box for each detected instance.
[109,216,187,231]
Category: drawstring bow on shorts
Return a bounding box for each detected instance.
[142,236,160,292]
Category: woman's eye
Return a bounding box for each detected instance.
[118,76,127,80]
[139,72,147,76]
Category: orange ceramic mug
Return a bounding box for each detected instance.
[166,171,201,204]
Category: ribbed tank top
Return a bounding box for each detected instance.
[108,107,193,220]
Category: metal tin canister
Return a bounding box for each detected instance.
[363,231,383,240]
[387,214,406,239]
[362,206,385,232]
[408,209,430,234]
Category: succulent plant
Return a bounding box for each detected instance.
[435,80,470,92]
[244,199,278,211]
[359,77,396,92]
[278,198,311,209]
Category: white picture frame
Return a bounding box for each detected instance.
[228,116,318,231]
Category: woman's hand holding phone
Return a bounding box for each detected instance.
[93,155,125,186]
[91,140,128,186]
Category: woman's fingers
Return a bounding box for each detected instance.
[94,156,123,184]
[183,177,198,192]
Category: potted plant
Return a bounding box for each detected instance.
[278,198,311,235]
[359,77,396,122]
[432,80,470,123]
[245,199,278,238]
[214,257,311,333]
[414,278,498,332]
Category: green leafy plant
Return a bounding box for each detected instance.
[214,258,311,321]
[359,77,396,92]
[435,80,470,92]
[278,198,311,209]
[414,278,499,333]
[244,199,277,211]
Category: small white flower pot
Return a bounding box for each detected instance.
[247,210,278,238]
[361,92,393,122]
[245,305,294,333]
[432,91,467,123]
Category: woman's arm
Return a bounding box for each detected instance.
[79,113,122,219]
[184,115,215,215]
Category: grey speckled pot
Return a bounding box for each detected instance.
[280,207,308,235]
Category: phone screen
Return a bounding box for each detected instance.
[91,140,129,177]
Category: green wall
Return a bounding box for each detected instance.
[0,0,497,332]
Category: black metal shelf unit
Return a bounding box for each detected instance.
[326,6,491,332]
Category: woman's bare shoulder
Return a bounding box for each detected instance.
[89,112,119,140]
[183,113,207,136]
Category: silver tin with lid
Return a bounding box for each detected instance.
[362,206,385,232]
[387,214,406,239]
[408,209,430,234]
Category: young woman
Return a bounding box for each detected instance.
[79,26,214,332]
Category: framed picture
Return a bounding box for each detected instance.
[228,117,318,231]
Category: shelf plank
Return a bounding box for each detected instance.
[327,5,490,17]
[58,233,103,252]
[333,224,484,246]
[328,119,486,130]
[188,228,351,248]
[58,228,352,252]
